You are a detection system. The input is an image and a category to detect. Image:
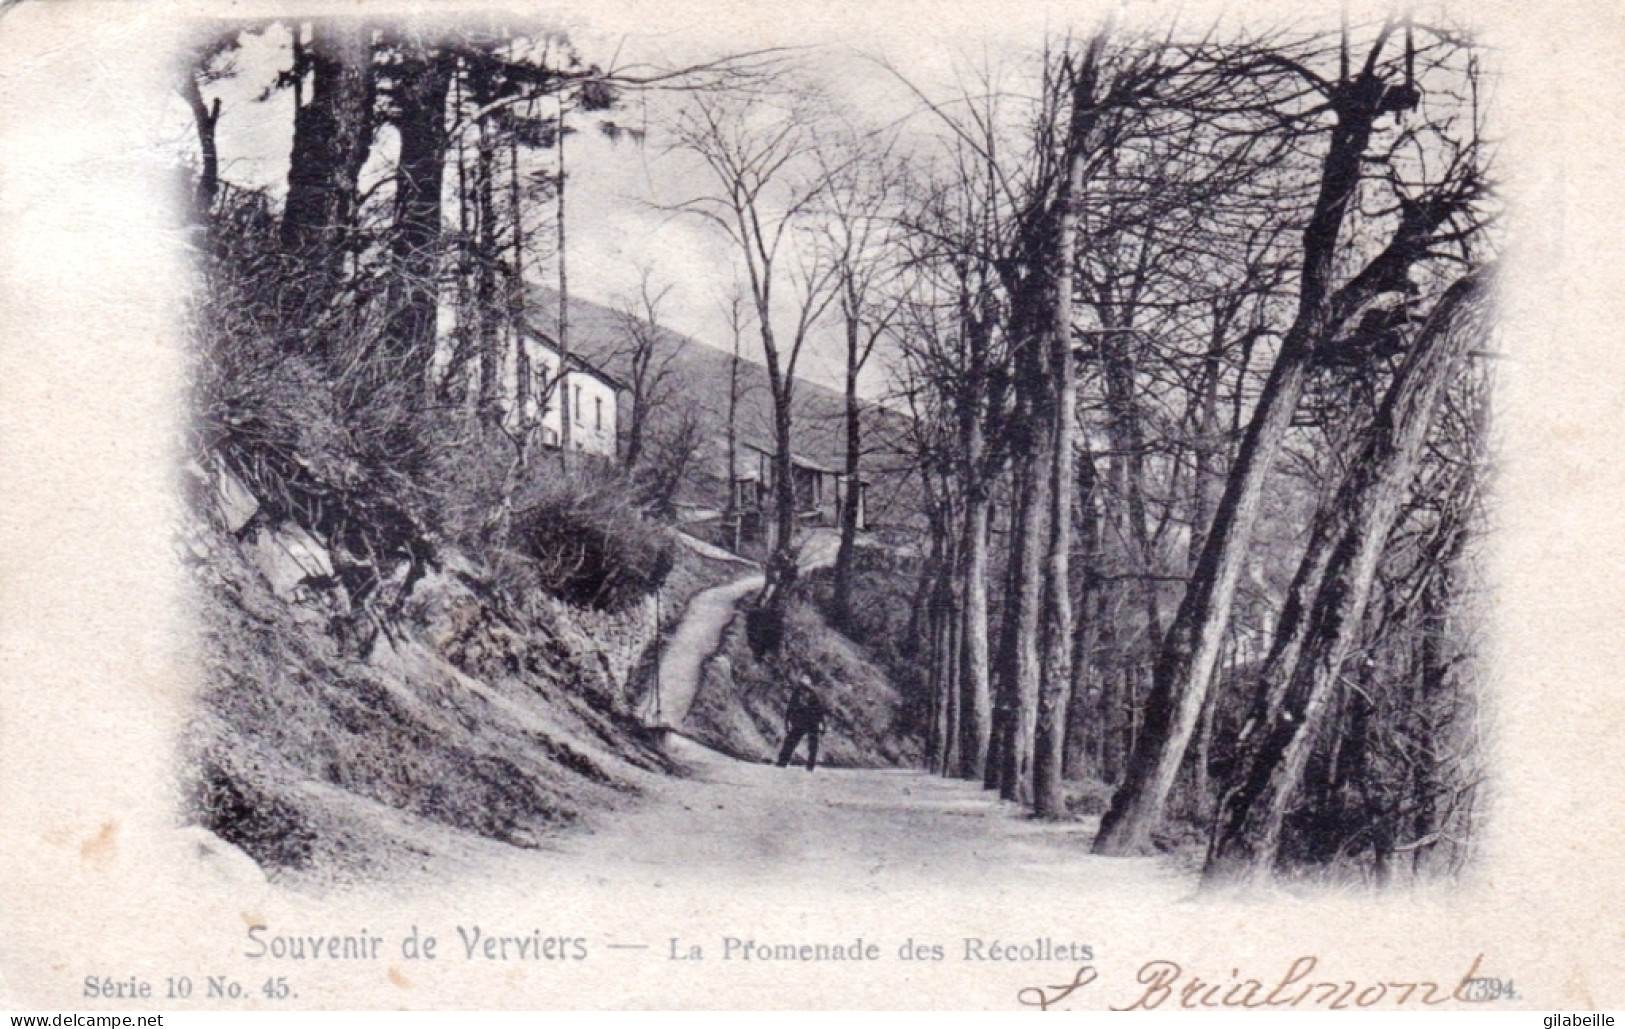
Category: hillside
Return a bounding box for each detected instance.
[526,286,924,534]
[179,247,927,887]
[181,451,755,886]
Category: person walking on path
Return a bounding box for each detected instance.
[776,678,828,771]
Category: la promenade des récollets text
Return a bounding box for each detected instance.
[235,924,1091,964]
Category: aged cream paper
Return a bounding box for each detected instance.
[1,0,1623,1011]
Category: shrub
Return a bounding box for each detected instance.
[509,467,676,612]
[807,545,934,740]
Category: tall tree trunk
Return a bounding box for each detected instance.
[624,390,646,467]
[990,171,1069,804]
[924,514,950,772]
[472,115,500,421]
[998,418,1051,805]
[1033,52,1094,815]
[1063,449,1101,780]
[1204,269,1488,885]
[833,309,863,628]
[916,474,959,775]
[956,487,992,780]
[985,478,1020,792]
[758,310,799,619]
[180,73,221,217]
[928,603,948,772]
[1094,71,1399,855]
[939,542,963,775]
[955,299,994,781]
[725,329,743,551]
[772,383,796,580]
[281,20,376,325]
[1032,369,1075,814]
[387,34,451,405]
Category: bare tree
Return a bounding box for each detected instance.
[717,283,758,552]
[1205,267,1491,884]
[890,317,967,773]
[888,54,1043,786]
[817,132,905,629]
[611,266,689,469]
[1096,19,1487,854]
[668,88,841,628]
[892,164,1007,782]
[1033,32,1113,818]
[637,407,707,519]
[1063,83,1297,812]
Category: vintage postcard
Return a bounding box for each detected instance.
[1,0,1622,1012]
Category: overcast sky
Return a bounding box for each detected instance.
[166,1,1402,398]
[162,2,1112,396]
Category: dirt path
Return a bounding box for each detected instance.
[639,528,840,729]
[521,735,1187,895]
[588,527,1184,896]
[638,571,765,728]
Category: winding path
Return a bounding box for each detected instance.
[493,529,1183,900]
[639,530,839,729]
[638,569,765,728]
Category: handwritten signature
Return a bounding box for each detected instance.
[1017,964,1099,1010]
[1017,954,1512,1010]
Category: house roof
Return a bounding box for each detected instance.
[518,321,629,392]
[739,439,842,475]
[737,439,868,482]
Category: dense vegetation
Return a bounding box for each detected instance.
[177,22,728,880]
[175,13,1497,889]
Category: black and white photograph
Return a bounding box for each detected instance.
[1,0,1622,1013]
[176,2,1495,891]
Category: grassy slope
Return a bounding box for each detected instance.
[682,592,923,770]
[182,519,736,887]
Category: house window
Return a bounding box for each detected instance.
[574,384,582,423]
[594,395,603,431]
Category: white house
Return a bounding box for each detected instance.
[513,323,622,458]
[434,301,623,459]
